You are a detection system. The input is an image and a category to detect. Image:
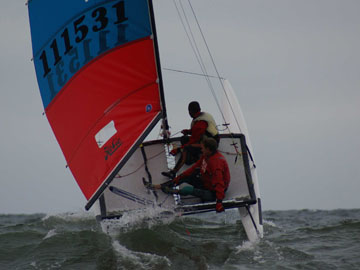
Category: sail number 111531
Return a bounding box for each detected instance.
[39,1,127,78]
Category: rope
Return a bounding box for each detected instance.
[172,0,225,122]
[186,1,251,161]
[163,67,224,80]
[141,146,159,200]
[186,1,243,135]
[115,149,165,178]
[185,1,227,126]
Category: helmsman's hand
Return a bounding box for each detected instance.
[173,175,181,185]
[216,200,224,213]
[170,148,179,156]
[181,129,190,135]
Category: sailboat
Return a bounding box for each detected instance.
[28,0,263,242]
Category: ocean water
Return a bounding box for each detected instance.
[0,209,359,270]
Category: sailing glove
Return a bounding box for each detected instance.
[170,148,179,156]
[173,175,181,185]
[216,200,224,213]
[181,129,191,135]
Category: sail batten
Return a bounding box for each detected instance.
[29,0,166,208]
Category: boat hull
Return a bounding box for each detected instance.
[94,134,263,241]
[221,79,263,241]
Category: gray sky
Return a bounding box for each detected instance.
[1,0,359,214]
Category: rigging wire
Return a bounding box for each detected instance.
[171,1,256,164]
[172,0,244,135]
[180,0,257,163]
[172,0,226,124]
[172,0,205,79]
[186,0,243,134]
[163,67,224,79]
[169,0,242,159]
[114,149,165,178]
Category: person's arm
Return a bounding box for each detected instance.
[173,157,202,184]
[170,121,207,155]
[181,128,191,135]
[183,121,207,146]
[212,168,226,213]
[213,169,226,201]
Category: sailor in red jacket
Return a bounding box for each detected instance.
[162,101,219,179]
[155,137,230,212]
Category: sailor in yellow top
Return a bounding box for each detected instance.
[162,101,219,179]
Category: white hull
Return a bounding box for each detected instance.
[95,133,262,242]
[221,79,263,241]
[93,81,263,242]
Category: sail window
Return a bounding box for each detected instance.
[95,121,117,148]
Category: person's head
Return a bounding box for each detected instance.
[188,101,201,118]
[201,137,218,156]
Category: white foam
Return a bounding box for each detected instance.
[253,249,266,264]
[111,240,171,269]
[263,219,277,227]
[101,207,176,236]
[43,229,57,240]
[235,240,256,253]
[41,210,96,222]
[234,240,267,264]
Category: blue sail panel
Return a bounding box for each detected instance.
[28,0,166,205]
[28,0,152,108]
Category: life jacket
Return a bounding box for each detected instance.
[190,112,218,138]
[199,151,230,200]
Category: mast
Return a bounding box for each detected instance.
[148,0,169,138]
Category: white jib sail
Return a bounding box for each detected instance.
[220,79,264,241]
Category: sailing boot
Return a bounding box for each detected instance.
[161,170,176,179]
[161,185,178,195]
[142,177,157,190]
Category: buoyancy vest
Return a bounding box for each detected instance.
[199,151,230,200]
[190,112,218,138]
[180,151,230,200]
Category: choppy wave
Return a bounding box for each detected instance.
[0,209,359,269]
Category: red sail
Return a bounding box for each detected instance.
[28,0,166,207]
[46,38,161,200]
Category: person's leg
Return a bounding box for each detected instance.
[172,144,202,172]
[172,150,187,173]
[158,172,200,194]
[177,169,202,188]
[162,145,201,178]
[150,171,199,191]
[162,136,189,178]
[179,186,216,202]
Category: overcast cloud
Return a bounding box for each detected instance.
[1,0,359,214]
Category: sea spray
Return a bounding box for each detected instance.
[0,209,359,269]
